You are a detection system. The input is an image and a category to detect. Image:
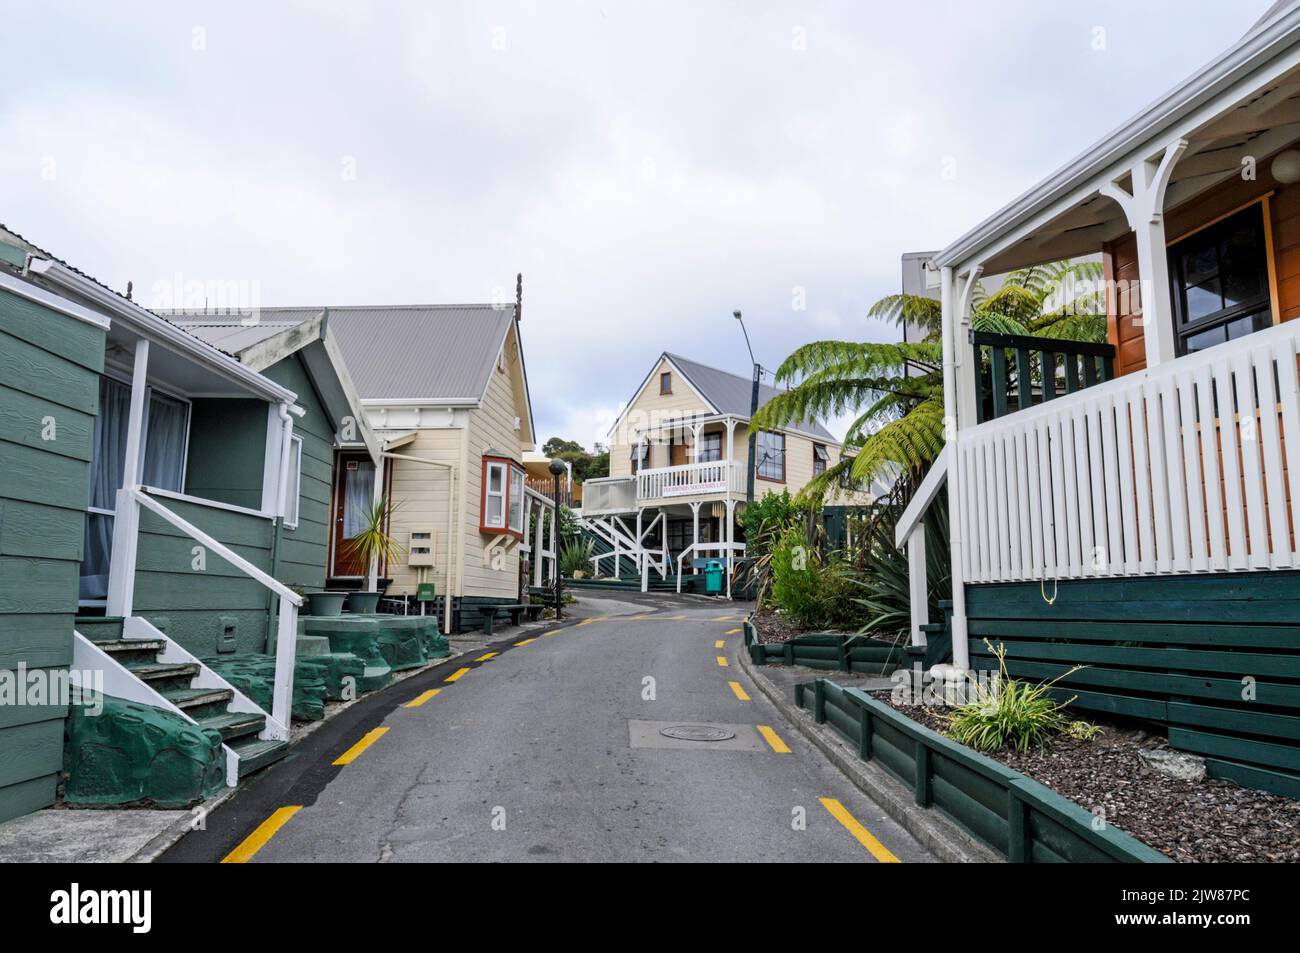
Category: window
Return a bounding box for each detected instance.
[696,431,722,463]
[284,436,303,528]
[757,431,786,482]
[813,443,829,476]
[660,371,672,394]
[1168,203,1273,355]
[480,455,527,537]
[630,443,649,474]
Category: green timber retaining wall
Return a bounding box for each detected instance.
[132,491,277,657]
[743,619,904,675]
[796,678,1171,863]
[965,571,1300,799]
[0,284,105,823]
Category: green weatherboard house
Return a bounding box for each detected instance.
[0,225,377,823]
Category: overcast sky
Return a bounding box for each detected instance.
[0,1,1272,447]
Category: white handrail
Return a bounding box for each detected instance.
[675,541,746,593]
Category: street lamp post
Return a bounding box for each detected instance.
[548,458,566,621]
[734,310,760,503]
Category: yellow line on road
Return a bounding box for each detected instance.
[514,637,537,646]
[728,681,750,701]
[714,640,725,649]
[713,615,737,622]
[756,724,791,753]
[475,652,499,661]
[444,667,471,683]
[577,616,607,626]
[403,689,441,708]
[221,806,302,863]
[716,655,729,667]
[724,627,742,635]
[333,727,389,766]
[819,798,900,863]
[671,615,688,620]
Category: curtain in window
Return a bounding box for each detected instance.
[142,392,188,492]
[80,377,131,600]
[342,461,375,537]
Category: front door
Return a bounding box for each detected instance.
[331,453,375,577]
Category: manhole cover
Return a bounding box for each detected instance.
[659,724,736,742]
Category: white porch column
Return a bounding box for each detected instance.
[366,451,385,592]
[533,504,546,588]
[907,525,929,647]
[690,422,703,462]
[1100,139,1187,369]
[105,340,150,618]
[941,267,971,672]
[690,501,701,575]
[547,500,558,586]
[724,499,735,600]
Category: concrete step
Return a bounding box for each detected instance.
[93,638,165,660]
[230,737,290,777]
[195,710,266,743]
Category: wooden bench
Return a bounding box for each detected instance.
[471,603,528,635]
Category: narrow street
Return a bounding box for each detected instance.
[162,594,932,863]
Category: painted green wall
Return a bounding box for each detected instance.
[0,285,104,824]
[261,354,334,593]
[185,398,267,510]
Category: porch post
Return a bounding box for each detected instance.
[367,451,385,592]
[690,501,701,575]
[106,340,150,618]
[636,508,646,591]
[547,499,558,587]
[941,267,971,672]
[533,503,546,588]
[907,525,929,646]
[724,499,735,599]
[1100,139,1187,369]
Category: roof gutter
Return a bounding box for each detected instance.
[935,5,1300,269]
[28,258,297,405]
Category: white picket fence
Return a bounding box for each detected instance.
[956,319,1300,584]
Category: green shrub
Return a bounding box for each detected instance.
[947,641,1087,753]
[559,538,594,578]
[770,527,827,628]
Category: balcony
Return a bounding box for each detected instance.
[579,460,746,514]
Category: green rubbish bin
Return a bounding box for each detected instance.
[704,559,725,594]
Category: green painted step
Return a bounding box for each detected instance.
[229,737,289,777]
[195,710,266,743]
[124,661,200,683]
[159,686,234,720]
[94,638,165,661]
[75,616,125,643]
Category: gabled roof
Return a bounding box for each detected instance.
[622,352,836,442]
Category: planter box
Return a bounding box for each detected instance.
[796,677,1172,864]
[744,616,903,675]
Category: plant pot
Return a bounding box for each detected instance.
[305,591,348,617]
[347,591,381,614]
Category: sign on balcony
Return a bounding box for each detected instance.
[661,480,727,498]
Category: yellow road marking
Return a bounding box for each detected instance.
[757,724,791,753]
[475,652,499,662]
[671,615,688,620]
[714,640,725,649]
[221,806,302,863]
[819,798,900,863]
[333,727,389,766]
[444,667,471,683]
[514,637,537,646]
[725,627,741,635]
[728,681,750,701]
[403,688,441,708]
[715,655,728,667]
[713,615,737,622]
[577,616,607,626]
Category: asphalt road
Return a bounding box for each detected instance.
[163,594,932,863]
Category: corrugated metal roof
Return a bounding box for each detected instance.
[173,304,515,402]
[664,352,835,441]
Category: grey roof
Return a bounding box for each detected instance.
[174,304,516,402]
[169,319,304,355]
[663,352,836,442]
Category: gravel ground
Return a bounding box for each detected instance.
[878,695,1300,863]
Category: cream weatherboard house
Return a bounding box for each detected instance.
[581,352,859,595]
[228,297,557,633]
[899,1,1300,799]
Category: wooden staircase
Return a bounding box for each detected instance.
[75,617,289,779]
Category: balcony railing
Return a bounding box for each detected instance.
[971,331,1116,422]
[636,460,746,503]
[957,320,1300,585]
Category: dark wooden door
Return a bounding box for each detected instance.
[331,454,375,577]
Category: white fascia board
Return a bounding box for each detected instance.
[935,7,1300,272]
[0,268,111,330]
[360,397,480,407]
[29,259,297,405]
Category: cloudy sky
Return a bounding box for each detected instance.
[0,1,1272,447]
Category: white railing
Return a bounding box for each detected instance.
[637,460,745,502]
[106,486,304,738]
[675,541,746,596]
[580,476,637,515]
[956,320,1300,585]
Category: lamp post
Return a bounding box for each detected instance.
[548,458,566,621]
[734,310,760,503]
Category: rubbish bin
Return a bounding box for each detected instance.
[704,559,725,594]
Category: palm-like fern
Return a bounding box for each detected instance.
[751,259,1107,500]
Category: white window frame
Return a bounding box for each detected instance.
[507,466,525,534]
[283,435,303,529]
[483,459,509,531]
